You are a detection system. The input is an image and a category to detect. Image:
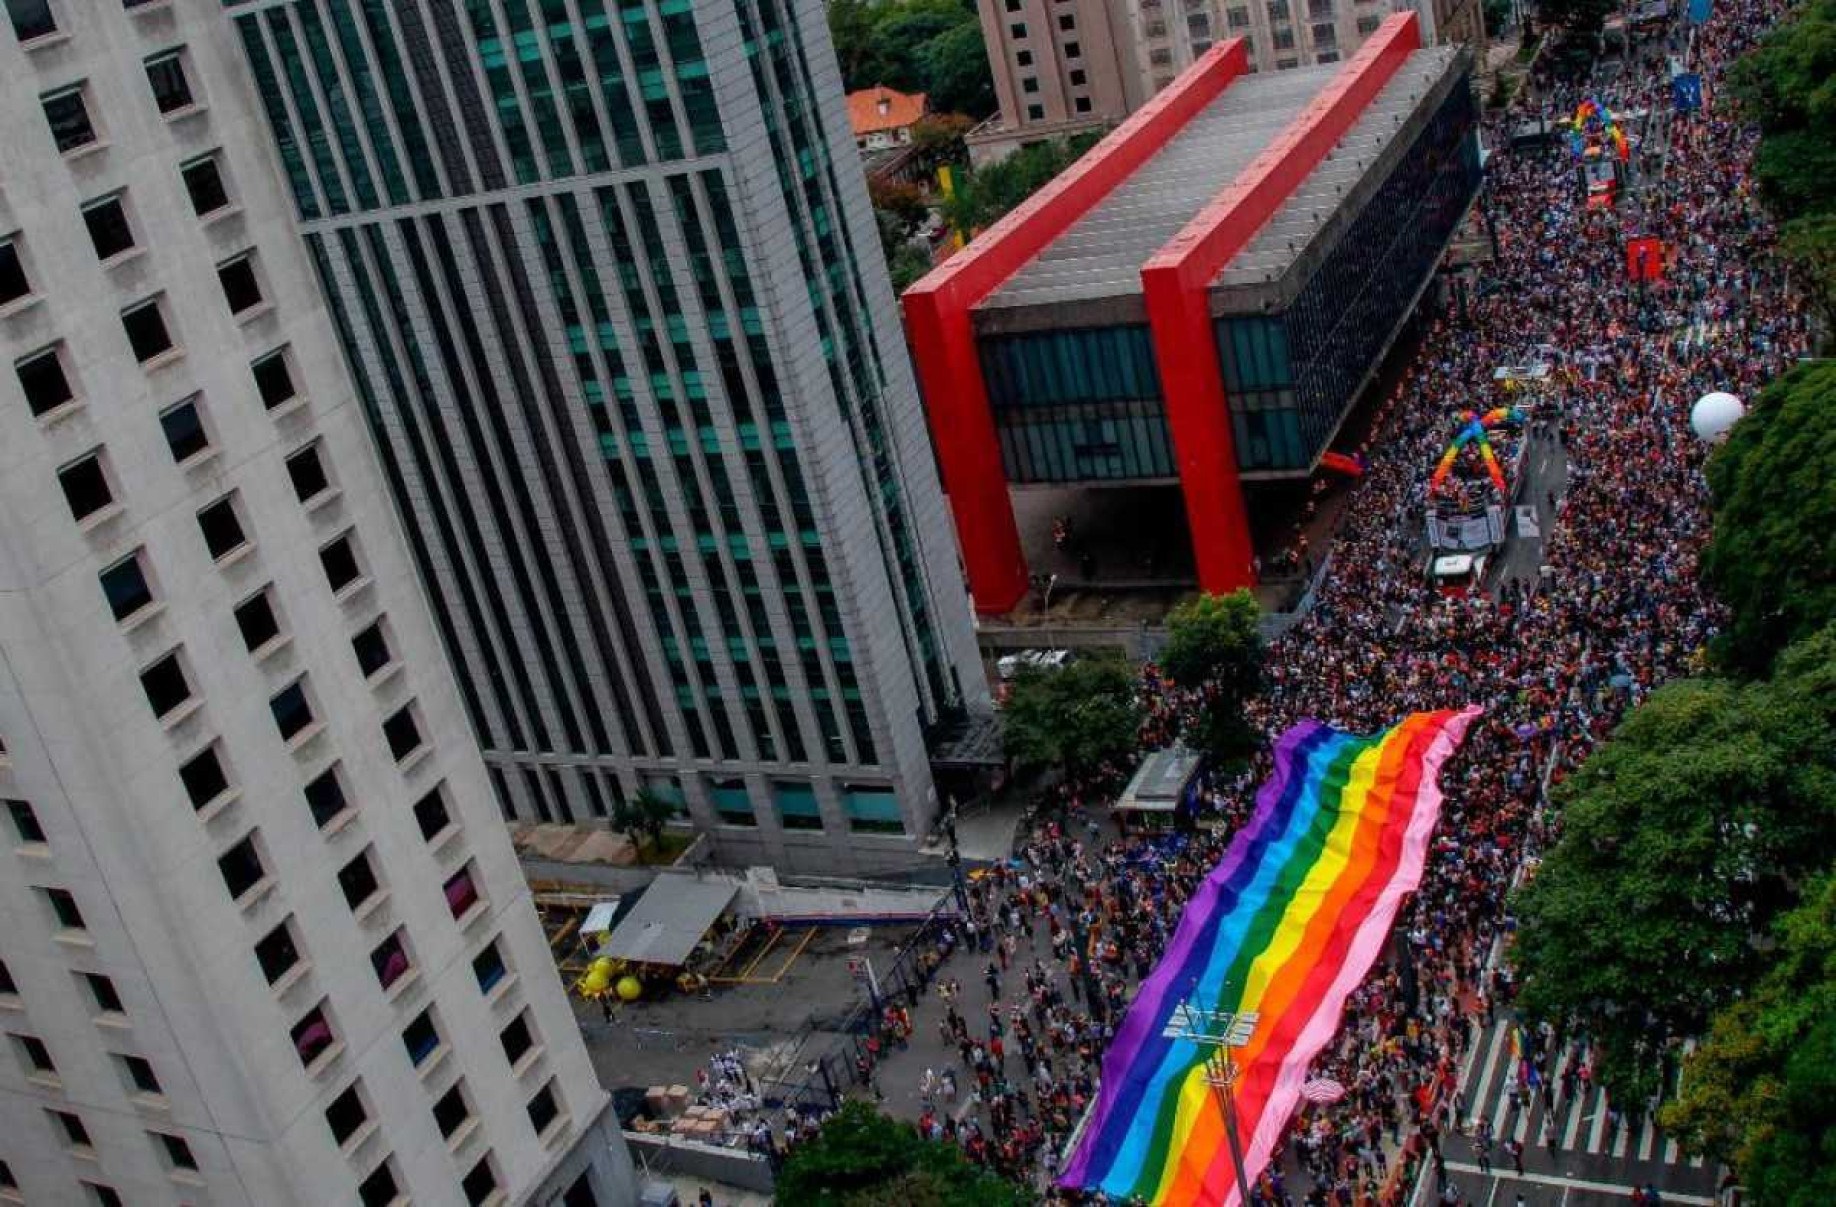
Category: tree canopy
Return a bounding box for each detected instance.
[1160,590,1265,760]
[1728,0,1836,345]
[1701,361,1836,677]
[1000,658,1142,776]
[1509,626,1836,1105]
[1661,876,1836,1207]
[1536,0,1617,35]
[828,0,995,119]
[940,131,1105,237]
[776,1102,1027,1207]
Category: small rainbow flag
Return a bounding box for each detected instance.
[1061,708,1479,1205]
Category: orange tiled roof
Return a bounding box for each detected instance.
[847,86,928,136]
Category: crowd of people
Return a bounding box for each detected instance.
[773,1,1812,1202]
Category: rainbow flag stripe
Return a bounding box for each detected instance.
[1061,708,1479,1205]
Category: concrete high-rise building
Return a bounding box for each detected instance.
[220,0,988,875]
[0,2,636,1203]
[969,0,1482,163]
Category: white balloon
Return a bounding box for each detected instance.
[1691,392,1744,443]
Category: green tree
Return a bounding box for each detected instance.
[1000,659,1142,775]
[1780,212,1836,342]
[1537,0,1616,35]
[1662,876,1836,1206]
[941,132,1102,237]
[1728,0,1836,219]
[777,1102,1027,1207]
[1160,590,1264,759]
[1702,361,1836,677]
[910,112,974,172]
[920,21,997,118]
[1510,629,1836,1105]
[610,787,676,856]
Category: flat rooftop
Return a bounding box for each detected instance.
[978,46,1465,317]
[981,65,1335,312]
[1216,46,1464,290]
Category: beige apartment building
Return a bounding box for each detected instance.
[970,0,1484,163]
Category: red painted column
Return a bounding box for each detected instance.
[1141,13,1422,596]
[902,40,1252,615]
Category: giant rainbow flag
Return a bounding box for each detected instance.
[1061,707,1479,1205]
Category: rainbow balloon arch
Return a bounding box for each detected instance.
[1060,709,1480,1206]
[1428,406,1524,501]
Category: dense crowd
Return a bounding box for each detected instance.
[773,2,1811,1203]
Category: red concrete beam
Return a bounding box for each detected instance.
[1142,13,1421,597]
[901,39,1251,615]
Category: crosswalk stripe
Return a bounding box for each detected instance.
[1587,1087,1609,1152]
[1468,1023,1508,1129]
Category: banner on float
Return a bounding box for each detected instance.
[1059,710,1481,1206]
[1672,72,1703,113]
[1687,0,1711,23]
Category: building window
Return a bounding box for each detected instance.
[254,919,301,985]
[413,785,453,842]
[82,196,135,262]
[324,1083,368,1148]
[6,0,57,43]
[233,588,282,654]
[217,254,263,316]
[357,1163,399,1207]
[472,939,507,994]
[1312,21,1337,47]
[499,1010,535,1067]
[1058,13,1076,31]
[1009,21,1026,37]
[181,154,231,218]
[462,1156,498,1206]
[371,929,411,991]
[178,744,230,811]
[443,865,480,920]
[1274,25,1296,48]
[1015,49,1032,67]
[0,959,16,997]
[7,798,46,845]
[50,1109,92,1150]
[43,887,86,931]
[1069,68,1086,86]
[320,532,362,594]
[197,495,248,561]
[155,1132,197,1172]
[216,833,268,902]
[12,1033,56,1077]
[139,650,193,721]
[285,443,331,504]
[144,51,194,115]
[1316,48,1339,62]
[431,1084,476,1142]
[382,704,423,764]
[122,297,174,363]
[290,1002,335,1069]
[269,680,315,743]
[1268,0,1290,18]
[58,452,114,523]
[526,1080,561,1136]
[1,238,32,307]
[118,1053,162,1096]
[352,621,392,679]
[160,396,211,464]
[1074,96,1092,113]
[337,848,381,913]
[1021,76,1038,94]
[401,1009,440,1067]
[16,344,74,417]
[82,973,124,1016]
[85,1187,123,1207]
[42,87,97,155]
[251,347,297,410]
[1026,104,1044,120]
[1356,13,1381,33]
[303,764,349,829]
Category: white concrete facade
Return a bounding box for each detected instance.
[0,2,637,1204]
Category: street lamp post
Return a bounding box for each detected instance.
[1164,1003,1260,1201]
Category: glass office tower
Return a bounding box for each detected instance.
[225,0,986,873]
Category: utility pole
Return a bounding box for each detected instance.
[1164,1003,1260,1200]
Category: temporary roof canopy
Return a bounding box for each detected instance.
[598,877,738,968]
[1115,748,1204,813]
